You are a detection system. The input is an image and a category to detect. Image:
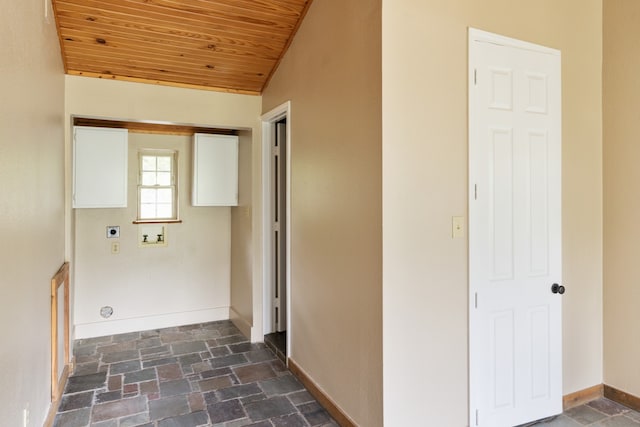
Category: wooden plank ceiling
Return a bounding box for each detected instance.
[52,0,312,95]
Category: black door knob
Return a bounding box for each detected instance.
[551,283,565,295]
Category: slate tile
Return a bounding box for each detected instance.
[74,344,97,357]
[210,354,248,369]
[201,367,232,379]
[102,350,140,364]
[140,380,160,395]
[270,360,288,375]
[191,361,213,374]
[199,376,233,392]
[157,363,183,381]
[107,374,122,391]
[234,363,276,384]
[241,393,267,405]
[217,335,247,345]
[209,346,231,358]
[178,353,203,366]
[272,413,308,427]
[160,379,192,397]
[565,404,608,424]
[59,390,94,412]
[110,360,141,375]
[141,345,170,356]
[203,390,219,405]
[75,353,101,364]
[53,407,91,427]
[76,336,112,347]
[216,383,262,401]
[259,375,303,397]
[191,329,223,341]
[92,396,148,422]
[112,332,141,343]
[97,341,136,354]
[627,411,640,423]
[188,392,206,411]
[287,390,314,405]
[533,414,589,426]
[66,372,107,393]
[160,332,191,343]
[124,368,156,384]
[95,390,122,403]
[593,416,640,427]
[90,419,118,427]
[207,399,246,423]
[72,362,101,376]
[157,410,209,427]
[124,383,138,394]
[120,412,150,427]
[136,337,162,349]
[171,340,208,355]
[244,396,296,421]
[228,343,253,354]
[141,329,161,338]
[298,402,332,426]
[217,325,241,336]
[246,349,276,363]
[149,395,190,420]
[588,399,631,416]
[143,357,178,368]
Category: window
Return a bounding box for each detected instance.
[137,151,178,221]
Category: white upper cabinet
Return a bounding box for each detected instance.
[73,126,128,208]
[192,133,238,206]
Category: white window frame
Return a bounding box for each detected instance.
[136,149,179,222]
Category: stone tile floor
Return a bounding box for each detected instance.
[526,397,640,426]
[263,332,286,364]
[54,320,338,427]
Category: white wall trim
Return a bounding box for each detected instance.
[75,307,230,339]
[260,101,292,357]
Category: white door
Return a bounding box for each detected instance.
[469,29,563,427]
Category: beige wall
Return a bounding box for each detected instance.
[0,0,65,424]
[74,133,232,337]
[65,76,264,339]
[383,0,603,424]
[261,0,383,425]
[603,0,640,398]
[230,129,254,336]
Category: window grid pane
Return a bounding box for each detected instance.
[138,151,177,220]
[157,156,171,171]
[142,156,156,171]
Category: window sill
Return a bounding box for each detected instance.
[132,219,182,224]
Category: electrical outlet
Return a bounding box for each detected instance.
[111,242,120,254]
[106,226,120,238]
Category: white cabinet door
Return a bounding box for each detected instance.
[192,133,238,206]
[73,126,128,208]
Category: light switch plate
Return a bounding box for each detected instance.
[452,216,465,238]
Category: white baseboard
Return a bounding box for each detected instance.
[229,307,253,340]
[74,307,230,339]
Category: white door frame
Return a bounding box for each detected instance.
[261,101,292,358]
